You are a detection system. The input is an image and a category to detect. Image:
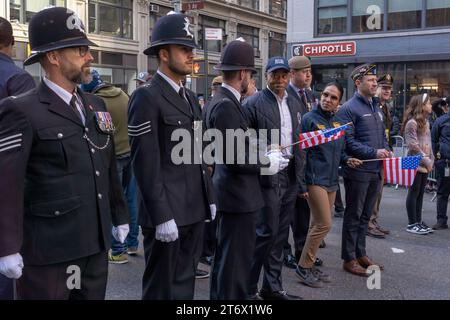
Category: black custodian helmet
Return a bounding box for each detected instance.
[214,40,257,73]
[144,13,197,56]
[24,7,97,66]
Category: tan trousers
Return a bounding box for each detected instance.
[369,168,384,229]
[299,185,336,268]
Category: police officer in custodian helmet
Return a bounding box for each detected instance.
[0,7,129,299]
[128,13,216,300]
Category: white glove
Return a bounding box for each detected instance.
[261,150,290,175]
[0,253,24,279]
[112,224,130,244]
[210,204,217,221]
[155,219,179,242]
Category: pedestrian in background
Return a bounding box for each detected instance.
[402,94,434,235]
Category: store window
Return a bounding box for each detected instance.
[317,0,347,35]
[268,32,286,58]
[198,16,226,52]
[237,25,260,57]
[387,0,421,31]
[10,0,66,23]
[352,0,384,33]
[426,0,450,28]
[149,4,172,35]
[269,0,287,19]
[312,66,349,102]
[88,0,133,39]
[237,0,259,11]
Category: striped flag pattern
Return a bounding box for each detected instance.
[299,124,349,150]
[383,155,422,187]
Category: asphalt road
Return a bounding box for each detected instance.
[106,184,450,300]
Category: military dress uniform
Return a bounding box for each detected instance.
[129,13,215,300]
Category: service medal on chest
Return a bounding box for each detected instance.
[94,111,115,134]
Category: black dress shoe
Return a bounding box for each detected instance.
[260,290,302,300]
[247,292,263,300]
[283,254,297,269]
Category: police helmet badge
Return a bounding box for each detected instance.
[94,111,115,134]
[66,10,86,34]
[183,17,194,39]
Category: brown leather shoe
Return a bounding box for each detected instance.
[366,227,386,238]
[377,226,390,235]
[343,260,369,277]
[357,256,384,271]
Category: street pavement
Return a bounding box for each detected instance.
[106,184,450,300]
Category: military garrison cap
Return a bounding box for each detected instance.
[377,74,394,86]
[350,63,377,81]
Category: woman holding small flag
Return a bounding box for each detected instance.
[295,82,362,288]
[402,93,434,235]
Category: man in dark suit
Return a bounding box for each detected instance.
[0,16,36,300]
[205,40,289,300]
[0,7,129,300]
[284,56,318,266]
[244,57,304,300]
[128,13,216,300]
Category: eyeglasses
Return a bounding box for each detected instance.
[76,46,90,57]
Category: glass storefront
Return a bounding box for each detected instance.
[312,65,349,101]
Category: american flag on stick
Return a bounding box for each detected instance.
[383,155,422,187]
[298,123,349,150]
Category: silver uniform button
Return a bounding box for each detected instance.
[54,211,61,216]
[178,121,182,125]
[98,193,103,200]
[57,133,63,139]
[85,127,89,133]
[96,171,100,177]
[91,148,95,154]
[202,170,206,175]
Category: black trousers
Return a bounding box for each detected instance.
[142,221,204,300]
[436,164,450,224]
[249,177,297,294]
[341,177,381,262]
[406,172,428,225]
[210,211,256,300]
[0,275,13,300]
[334,183,345,212]
[16,251,108,300]
[283,197,310,261]
[201,218,218,258]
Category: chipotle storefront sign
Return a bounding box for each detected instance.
[292,41,356,57]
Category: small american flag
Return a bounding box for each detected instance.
[299,124,349,150]
[383,155,422,187]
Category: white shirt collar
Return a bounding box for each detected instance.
[157,70,182,94]
[43,77,76,106]
[222,83,241,102]
[267,86,288,102]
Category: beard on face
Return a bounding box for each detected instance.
[60,59,92,85]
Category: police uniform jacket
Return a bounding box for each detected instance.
[128,72,214,229]
[432,112,450,164]
[244,88,306,193]
[205,86,265,213]
[337,92,389,181]
[0,52,35,100]
[0,82,129,265]
[301,105,349,188]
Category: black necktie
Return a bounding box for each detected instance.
[70,95,84,122]
[179,87,193,115]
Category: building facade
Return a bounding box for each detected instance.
[2,0,287,95]
[287,0,450,117]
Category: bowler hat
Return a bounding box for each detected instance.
[24,7,97,66]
